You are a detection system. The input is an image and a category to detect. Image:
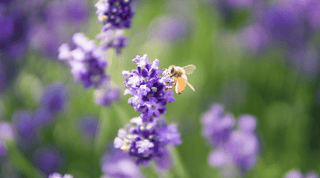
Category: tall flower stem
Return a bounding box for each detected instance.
[169,146,190,178]
[6,142,45,178]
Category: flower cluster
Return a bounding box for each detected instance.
[114,116,181,165]
[95,0,135,30]
[122,54,174,122]
[201,104,259,176]
[48,173,73,178]
[58,33,108,89]
[284,170,319,178]
[96,29,129,55]
[94,79,121,106]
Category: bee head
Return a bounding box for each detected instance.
[169,65,175,74]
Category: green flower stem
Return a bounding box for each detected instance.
[6,142,46,178]
[111,103,129,126]
[169,146,190,178]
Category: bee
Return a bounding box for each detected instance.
[165,64,196,95]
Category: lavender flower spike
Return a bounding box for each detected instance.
[114,117,181,165]
[95,0,135,30]
[48,173,73,178]
[123,54,174,122]
[96,29,129,56]
[58,33,108,89]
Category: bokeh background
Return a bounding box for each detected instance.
[1,0,320,177]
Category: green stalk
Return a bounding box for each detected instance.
[6,142,46,178]
[169,146,190,178]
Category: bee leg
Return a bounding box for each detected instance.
[165,81,176,91]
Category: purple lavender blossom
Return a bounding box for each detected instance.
[148,15,188,42]
[101,148,144,178]
[48,173,73,178]
[78,116,98,139]
[96,29,129,56]
[33,147,63,175]
[154,148,173,171]
[32,108,53,129]
[123,54,174,122]
[41,83,68,115]
[284,170,304,178]
[202,104,260,175]
[95,0,135,30]
[12,111,37,147]
[58,33,108,89]
[201,104,235,147]
[307,1,320,30]
[114,117,181,165]
[94,79,120,107]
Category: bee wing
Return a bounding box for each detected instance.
[182,65,196,75]
[175,77,187,95]
[186,81,195,91]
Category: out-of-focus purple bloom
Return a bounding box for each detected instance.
[95,0,135,30]
[240,24,269,53]
[288,45,319,77]
[306,171,320,178]
[33,147,63,175]
[154,148,173,171]
[284,170,304,178]
[307,1,320,30]
[0,140,7,157]
[41,83,68,115]
[96,30,129,56]
[29,0,90,58]
[202,104,260,175]
[58,33,108,89]
[94,80,120,107]
[12,111,36,147]
[263,5,305,48]
[0,122,14,141]
[225,0,253,8]
[48,173,73,178]
[32,108,53,129]
[201,104,235,147]
[78,116,98,139]
[148,15,188,42]
[284,170,319,178]
[0,5,29,60]
[123,54,174,122]
[237,115,256,133]
[101,148,144,178]
[114,117,181,165]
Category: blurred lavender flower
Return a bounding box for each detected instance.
[48,173,73,178]
[101,148,144,177]
[58,33,108,89]
[240,24,269,53]
[12,111,37,147]
[154,148,173,172]
[201,104,235,147]
[202,104,259,176]
[78,116,98,139]
[32,108,53,129]
[29,0,90,58]
[95,0,135,30]
[96,29,129,55]
[33,147,63,175]
[0,2,29,60]
[94,80,121,107]
[114,117,181,165]
[122,54,174,122]
[0,122,14,141]
[284,170,319,178]
[41,83,68,115]
[0,140,6,157]
[148,15,189,42]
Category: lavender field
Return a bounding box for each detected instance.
[1,0,320,177]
